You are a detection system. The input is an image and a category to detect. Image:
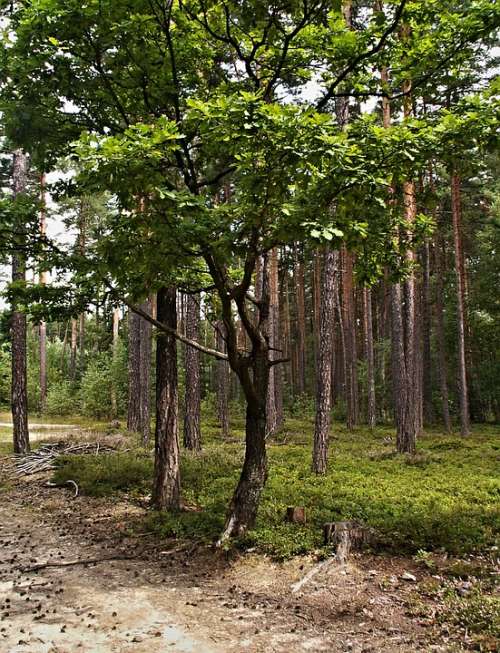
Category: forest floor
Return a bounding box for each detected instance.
[0,420,498,652]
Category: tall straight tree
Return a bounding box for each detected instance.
[215,320,230,439]
[183,293,201,450]
[363,286,376,428]
[341,246,359,429]
[139,297,153,443]
[265,248,283,436]
[421,239,434,425]
[127,307,141,431]
[11,149,29,455]
[434,233,452,432]
[312,249,337,474]
[451,171,471,436]
[111,306,120,418]
[293,245,307,396]
[38,173,48,411]
[152,286,180,510]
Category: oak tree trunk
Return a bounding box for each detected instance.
[218,350,269,543]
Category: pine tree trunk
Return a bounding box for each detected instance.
[363,287,376,429]
[422,241,434,425]
[11,149,29,455]
[78,313,85,373]
[265,248,283,435]
[294,245,306,396]
[70,318,78,381]
[281,267,293,396]
[313,249,322,365]
[183,294,201,450]
[127,308,141,431]
[451,172,470,436]
[111,307,120,418]
[313,249,337,474]
[215,320,230,439]
[403,178,420,442]
[139,298,152,443]
[341,247,359,430]
[39,174,48,412]
[391,283,415,454]
[152,286,181,511]
[434,237,452,432]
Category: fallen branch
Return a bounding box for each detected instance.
[19,555,139,573]
[46,479,79,498]
[291,556,335,594]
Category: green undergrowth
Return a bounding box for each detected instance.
[52,420,500,558]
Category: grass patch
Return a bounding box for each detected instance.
[52,420,500,558]
[53,451,153,497]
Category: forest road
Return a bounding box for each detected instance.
[0,496,222,653]
[0,471,441,653]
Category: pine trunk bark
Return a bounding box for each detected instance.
[139,298,152,444]
[265,248,283,435]
[293,245,306,396]
[451,172,470,436]
[151,286,181,510]
[111,307,120,418]
[313,249,337,474]
[422,241,434,425]
[363,287,376,429]
[11,149,29,455]
[70,318,78,381]
[215,320,230,439]
[127,308,142,432]
[39,174,48,412]
[341,247,359,430]
[183,294,201,450]
[434,237,452,432]
[402,178,420,444]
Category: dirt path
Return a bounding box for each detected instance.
[0,469,455,652]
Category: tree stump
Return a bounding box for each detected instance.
[286,507,306,524]
[323,520,370,563]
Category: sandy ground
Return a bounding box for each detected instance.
[0,457,474,652]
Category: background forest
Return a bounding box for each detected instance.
[0,0,499,560]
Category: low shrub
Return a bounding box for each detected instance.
[52,423,500,558]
